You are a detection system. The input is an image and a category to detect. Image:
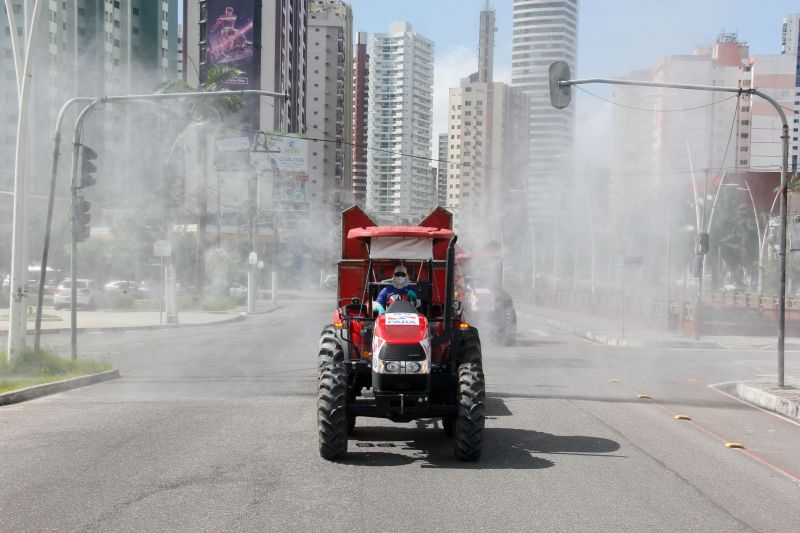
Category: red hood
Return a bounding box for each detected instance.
[374,312,428,344]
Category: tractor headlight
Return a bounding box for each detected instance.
[374,359,429,374]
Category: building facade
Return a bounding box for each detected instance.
[307,0,352,212]
[0,0,180,194]
[352,30,368,206]
[447,80,529,243]
[367,21,434,224]
[185,0,308,134]
[511,0,578,226]
[781,13,800,170]
[437,132,448,206]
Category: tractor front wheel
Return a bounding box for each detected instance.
[318,363,348,460]
[454,362,485,461]
[318,325,344,369]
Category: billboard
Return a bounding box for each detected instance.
[250,133,310,209]
[205,1,258,88]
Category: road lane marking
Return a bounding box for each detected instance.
[636,393,651,399]
[674,415,691,420]
[631,382,800,483]
[724,442,745,449]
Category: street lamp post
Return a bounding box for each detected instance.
[549,61,790,387]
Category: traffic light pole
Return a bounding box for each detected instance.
[69,103,97,360]
[33,89,287,359]
[548,62,790,387]
[34,98,97,352]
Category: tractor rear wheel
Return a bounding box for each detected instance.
[503,307,517,346]
[442,418,454,436]
[318,325,344,369]
[454,362,485,461]
[457,326,482,364]
[318,363,348,460]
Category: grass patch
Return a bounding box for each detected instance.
[0,348,111,394]
[0,313,62,321]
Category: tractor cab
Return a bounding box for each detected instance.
[317,206,485,462]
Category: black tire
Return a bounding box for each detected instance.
[442,418,454,437]
[318,363,348,460]
[318,325,344,369]
[503,307,517,346]
[457,326,482,364]
[454,362,485,461]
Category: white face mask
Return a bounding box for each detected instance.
[392,274,408,289]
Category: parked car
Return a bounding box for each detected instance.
[53,279,103,310]
[322,273,337,290]
[104,280,149,298]
[229,282,247,299]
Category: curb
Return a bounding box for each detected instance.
[524,311,724,349]
[243,304,282,316]
[2,313,246,337]
[0,369,120,406]
[734,380,800,422]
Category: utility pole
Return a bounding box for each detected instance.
[6,0,44,360]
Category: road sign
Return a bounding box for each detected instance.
[153,240,172,257]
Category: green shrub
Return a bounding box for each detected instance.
[200,296,238,312]
[105,292,136,310]
[0,348,110,378]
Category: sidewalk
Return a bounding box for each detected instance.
[0,302,278,335]
[522,302,800,421]
[517,301,800,350]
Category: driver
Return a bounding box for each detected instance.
[374,265,418,315]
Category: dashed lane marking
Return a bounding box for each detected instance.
[628,379,800,483]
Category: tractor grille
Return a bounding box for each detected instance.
[380,343,425,361]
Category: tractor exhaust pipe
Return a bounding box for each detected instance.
[444,235,458,331]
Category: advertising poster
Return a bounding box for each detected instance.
[250,133,310,209]
[206,1,256,87]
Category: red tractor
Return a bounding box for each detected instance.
[458,243,517,346]
[317,206,485,461]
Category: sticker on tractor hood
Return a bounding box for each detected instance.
[385,313,420,326]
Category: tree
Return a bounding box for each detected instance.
[157,65,247,295]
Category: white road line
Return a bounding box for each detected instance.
[668,348,800,353]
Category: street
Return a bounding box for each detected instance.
[1,295,799,532]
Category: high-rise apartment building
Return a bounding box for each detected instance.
[447,80,529,242]
[437,133,448,206]
[352,31,369,206]
[0,1,181,193]
[307,0,352,212]
[781,13,800,170]
[367,21,434,223]
[185,0,308,134]
[511,0,578,226]
[446,3,529,244]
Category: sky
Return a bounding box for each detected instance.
[346,0,800,166]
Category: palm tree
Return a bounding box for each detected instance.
[710,192,759,288]
[157,64,247,295]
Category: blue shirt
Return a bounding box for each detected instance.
[376,285,417,309]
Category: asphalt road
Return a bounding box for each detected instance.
[2,296,800,532]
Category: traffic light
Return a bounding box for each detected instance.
[695,232,709,255]
[79,144,97,188]
[75,196,91,242]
